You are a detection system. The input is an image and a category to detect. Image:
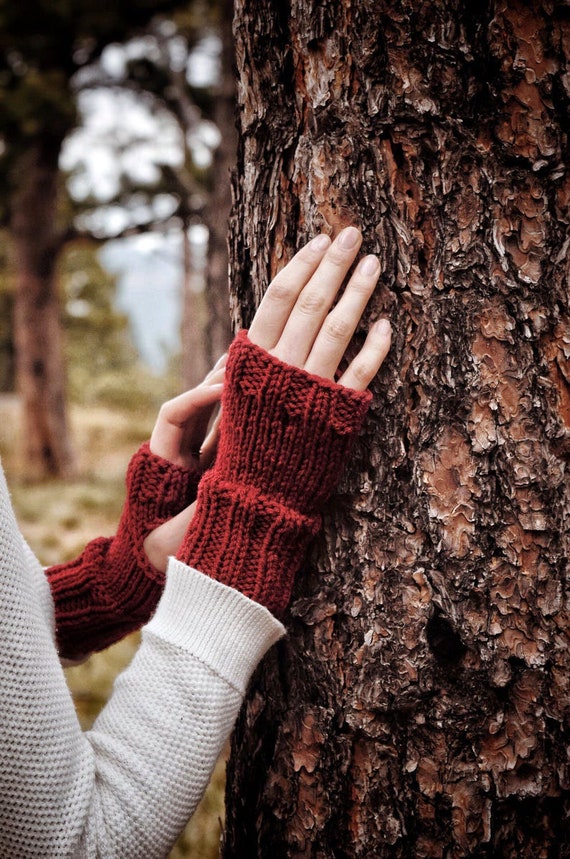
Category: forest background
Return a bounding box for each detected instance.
[0,1,232,856]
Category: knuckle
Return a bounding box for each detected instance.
[323,314,352,342]
[297,289,328,315]
[349,275,375,297]
[157,400,173,419]
[157,393,187,425]
[351,359,373,386]
[326,246,349,267]
[266,276,297,303]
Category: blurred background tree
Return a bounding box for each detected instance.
[0,231,14,392]
[0,0,235,477]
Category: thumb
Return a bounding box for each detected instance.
[143,502,197,573]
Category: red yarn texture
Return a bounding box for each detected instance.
[177,330,372,617]
[46,442,201,659]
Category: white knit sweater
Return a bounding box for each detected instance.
[0,463,284,858]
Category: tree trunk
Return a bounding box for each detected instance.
[223,1,570,856]
[10,140,75,479]
[181,219,210,388]
[203,0,237,364]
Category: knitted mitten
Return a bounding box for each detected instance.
[46,442,201,659]
[176,330,372,617]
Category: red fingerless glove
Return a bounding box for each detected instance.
[176,330,371,617]
[46,442,201,659]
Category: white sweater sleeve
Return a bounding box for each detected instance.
[0,468,284,858]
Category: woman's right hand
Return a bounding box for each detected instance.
[248,226,391,389]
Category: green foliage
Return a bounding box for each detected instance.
[60,241,178,411]
[0,1,222,399]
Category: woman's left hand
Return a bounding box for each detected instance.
[149,354,226,471]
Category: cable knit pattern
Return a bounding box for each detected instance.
[46,442,201,659]
[0,462,284,858]
[177,330,372,616]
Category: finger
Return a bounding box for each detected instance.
[304,254,381,379]
[157,379,224,436]
[178,365,226,456]
[155,361,225,431]
[271,226,363,367]
[199,406,222,469]
[248,233,331,350]
[178,395,219,464]
[337,318,392,391]
[203,352,228,380]
[150,383,224,465]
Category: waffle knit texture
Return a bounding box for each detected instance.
[45,442,201,659]
[0,462,284,858]
[177,330,372,615]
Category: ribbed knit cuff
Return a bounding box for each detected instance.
[145,558,285,695]
[46,442,203,659]
[174,333,373,615]
[46,536,164,659]
[176,472,320,616]
[125,442,202,541]
[216,330,372,513]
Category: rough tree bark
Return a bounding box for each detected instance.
[10,139,75,479]
[223,1,569,856]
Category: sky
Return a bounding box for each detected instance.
[100,227,207,372]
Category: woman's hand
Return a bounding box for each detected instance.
[149,355,226,471]
[143,359,226,573]
[248,227,391,388]
[144,227,391,573]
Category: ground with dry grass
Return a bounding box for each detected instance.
[0,393,226,859]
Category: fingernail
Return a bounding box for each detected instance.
[375,318,392,336]
[358,254,380,276]
[337,226,361,249]
[310,233,331,252]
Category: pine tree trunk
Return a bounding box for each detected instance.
[10,140,75,479]
[223,1,570,856]
[203,0,237,365]
[181,219,210,389]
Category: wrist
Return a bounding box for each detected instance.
[174,332,372,616]
[128,442,202,521]
[143,503,197,573]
